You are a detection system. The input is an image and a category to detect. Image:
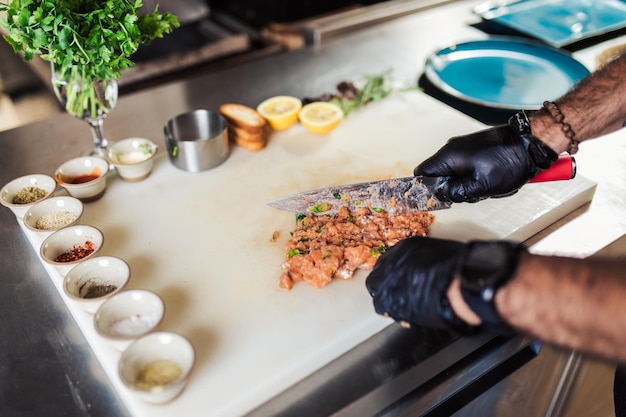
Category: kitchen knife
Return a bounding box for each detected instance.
[267,154,575,215]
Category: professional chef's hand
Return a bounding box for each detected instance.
[365,236,472,331]
[414,112,558,203]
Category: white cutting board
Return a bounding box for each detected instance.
[21,91,596,417]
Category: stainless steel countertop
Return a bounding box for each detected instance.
[2,1,626,416]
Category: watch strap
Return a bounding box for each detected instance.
[509,111,558,170]
[459,241,524,333]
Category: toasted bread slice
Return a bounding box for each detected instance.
[227,124,266,142]
[229,132,267,151]
[220,104,267,134]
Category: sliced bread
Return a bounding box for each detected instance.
[220,103,267,133]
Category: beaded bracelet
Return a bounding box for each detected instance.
[542,100,580,154]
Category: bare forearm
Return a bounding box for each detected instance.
[448,252,626,362]
[497,253,626,362]
[530,53,626,153]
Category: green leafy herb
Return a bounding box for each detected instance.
[304,69,417,117]
[372,207,384,213]
[332,192,342,199]
[139,143,154,155]
[287,248,309,258]
[0,0,179,81]
[369,244,388,257]
[310,202,331,213]
[0,1,179,118]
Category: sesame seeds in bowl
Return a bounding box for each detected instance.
[23,196,84,240]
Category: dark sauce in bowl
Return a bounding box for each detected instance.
[56,170,102,185]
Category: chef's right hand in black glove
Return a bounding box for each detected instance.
[414,112,558,203]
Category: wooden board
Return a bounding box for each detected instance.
[20,91,595,417]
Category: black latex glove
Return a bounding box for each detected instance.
[365,236,471,331]
[414,112,558,203]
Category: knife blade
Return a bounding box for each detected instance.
[266,176,451,215]
[267,154,576,215]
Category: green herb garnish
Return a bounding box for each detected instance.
[372,207,384,213]
[370,244,387,258]
[303,69,417,117]
[332,192,342,199]
[139,143,154,155]
[310,202,331,213]
[287,248,309,258]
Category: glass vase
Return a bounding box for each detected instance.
[51,63,118,157]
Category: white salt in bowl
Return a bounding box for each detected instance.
[63,256,130,314]
[23,196,84,240]
[94,289,165,351]
[40,225,104,277]
[54,156,109,202]
[0,174,57,219]
[119,332,195,403]
[107,137,158,182]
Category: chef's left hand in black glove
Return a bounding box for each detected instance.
[365,236,470,331]
[366,236,523,333]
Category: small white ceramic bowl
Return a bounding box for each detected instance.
[63,256,130,314]
[0,174,57,219]
[40,225,104,277]
[94,289,165,351]
[107,137,158,182]
[54,156,109,202]
[23,196,84,240]
[119,332,195,403]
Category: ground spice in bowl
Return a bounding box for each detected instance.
[79,279,118,299]
[54,240,96,263]
[12,186,48,204]
[135,360,183,390]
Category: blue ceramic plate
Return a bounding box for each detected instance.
[424,37,590,109]
[474,0,626,47]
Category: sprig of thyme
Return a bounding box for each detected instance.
[303,69,418,116]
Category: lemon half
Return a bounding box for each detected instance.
[298,102,344,135]
[257,96,302,130]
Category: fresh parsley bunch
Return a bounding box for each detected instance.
[0,0,179,81]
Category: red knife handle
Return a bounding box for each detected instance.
[529,154,576,183]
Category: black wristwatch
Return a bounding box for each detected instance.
[459,240,525,332]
